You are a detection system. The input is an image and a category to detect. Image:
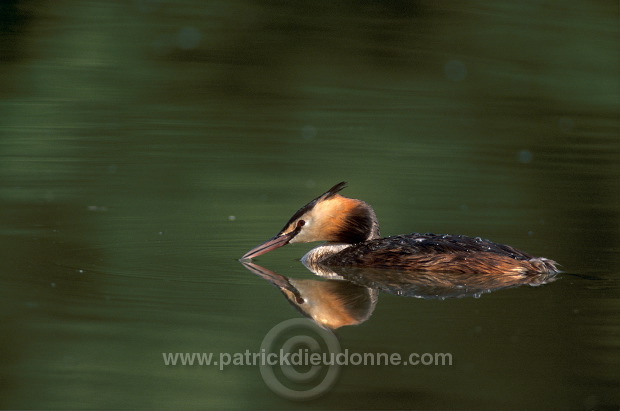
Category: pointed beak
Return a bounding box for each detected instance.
[240,230,298,260]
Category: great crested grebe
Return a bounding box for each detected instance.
[241,182,559,275]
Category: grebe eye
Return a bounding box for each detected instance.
[297,220,305,227]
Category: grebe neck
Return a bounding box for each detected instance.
[301,243,352,267]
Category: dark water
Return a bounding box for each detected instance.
[1,1,618,409]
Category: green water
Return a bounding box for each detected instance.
[1,1,618,409]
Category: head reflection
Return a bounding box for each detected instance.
[241,262,377,330]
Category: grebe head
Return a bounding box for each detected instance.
[241,182,380,260]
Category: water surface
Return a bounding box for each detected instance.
[1,1,618,410]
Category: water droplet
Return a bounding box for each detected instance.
[301,125,317,140]
[177,27,201,50]
[517,149,533,164]
[444,60,467,81]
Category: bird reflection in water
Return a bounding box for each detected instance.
[240,259,558,330]
[240,182,558,329]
